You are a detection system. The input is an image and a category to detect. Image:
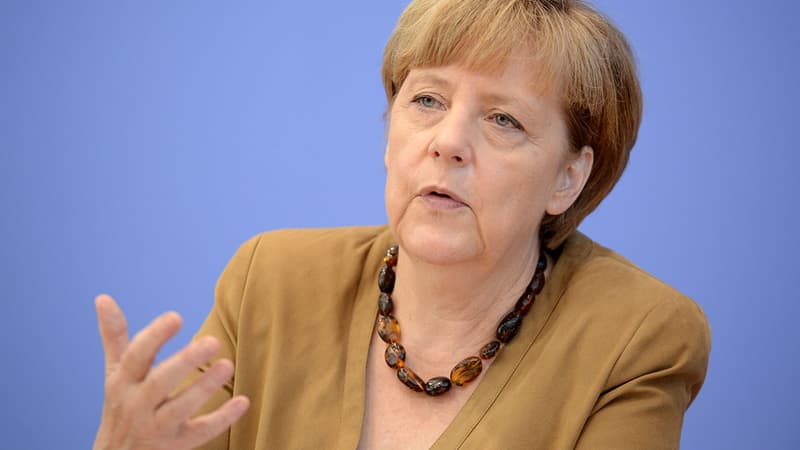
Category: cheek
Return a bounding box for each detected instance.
[384,122,402,169]
[384,121,423,186]
[383,143,411,223]
[487,159,560,222]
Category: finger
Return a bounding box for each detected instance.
[119,310,183,382]
[181,395,250,448]
[95,294,130,375]
[141,336,222,409]
[154,356,233,426]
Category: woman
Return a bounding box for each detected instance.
[93,0,710,449]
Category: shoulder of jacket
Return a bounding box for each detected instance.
[563,233,707,326]
[248,225,390,261]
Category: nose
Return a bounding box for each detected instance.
[428,108,474,165]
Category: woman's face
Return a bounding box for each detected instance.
[384,60,592,267]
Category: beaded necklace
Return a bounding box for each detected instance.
[375,245,548,396]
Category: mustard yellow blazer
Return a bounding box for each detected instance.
[189,226,710,449]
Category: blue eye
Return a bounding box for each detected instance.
[414,95,442,109]
[491,113,522,130]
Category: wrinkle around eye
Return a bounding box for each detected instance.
[483,120,541,149]
[487,113,524,131]
[412,94,447,111]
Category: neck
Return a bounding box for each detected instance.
[390,240,542,368]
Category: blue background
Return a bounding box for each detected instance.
[2,1,798,448]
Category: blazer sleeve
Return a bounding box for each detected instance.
[184,234,263,450]
[575,294,711,450]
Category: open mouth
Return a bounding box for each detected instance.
[420,188,467,209]
[429,191,452,198]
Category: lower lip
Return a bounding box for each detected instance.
[419,194,467,210]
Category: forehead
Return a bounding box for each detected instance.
[398,31,566,100]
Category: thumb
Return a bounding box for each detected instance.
[95,294,130,377]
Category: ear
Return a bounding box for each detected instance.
[546,145,594,215]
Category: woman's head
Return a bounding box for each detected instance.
[382,0,642,249]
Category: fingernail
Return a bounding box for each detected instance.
[95,294,109,308]
[164,311,180,323]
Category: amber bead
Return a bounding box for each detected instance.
[383,253,398,267]
[514,289,535,315]
[397,367,425,392]
[378,293,393,315]
[384,342,406,369]
[424,376,452,396]
[376,314,401,343]
[530,272,545,295]
[450,357,482,386]
[378,265,395,293]
[479,340,501,359]
[496,311,522,343]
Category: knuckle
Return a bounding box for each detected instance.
[104,374,121,395]
[151,411,174,436]
[157,403,182,426]
[119,396,139,420]
[196,372,221,396]
[104,374,132,404]
[176,345,198,367]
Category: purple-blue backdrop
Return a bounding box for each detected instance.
[2,1,798,448]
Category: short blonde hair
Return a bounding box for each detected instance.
[382,0,642,249]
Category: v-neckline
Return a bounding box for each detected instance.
[335,227,592,449]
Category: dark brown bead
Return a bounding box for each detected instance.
[378,293,393,315]
[536,253,547,272]
[378,265,395,293]
[496,311,523,343]
[450,357,482,386]
[376,314,401,343]
[514,289,535,315]
[479,340,501,360]
[397,367,425,392]
[530,272,545,295]
[424,376,452,396]
[384,342,406,369]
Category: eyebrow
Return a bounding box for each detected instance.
[405,72,453,90]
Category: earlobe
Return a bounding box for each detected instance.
[546,145,594,215]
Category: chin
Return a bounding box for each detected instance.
[394,221,483,266]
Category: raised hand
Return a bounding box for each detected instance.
[93,294,249,450]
